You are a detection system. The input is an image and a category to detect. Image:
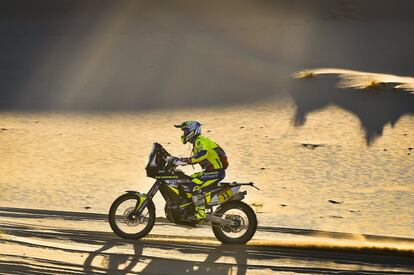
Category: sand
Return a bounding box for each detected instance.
[1,100,414,273]
[1,99,413,238]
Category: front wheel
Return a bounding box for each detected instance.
[212,200,257,244]
[109,193,156,239]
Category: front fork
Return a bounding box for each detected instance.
[131,180,162,214]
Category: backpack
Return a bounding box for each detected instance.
[215,146,229,169]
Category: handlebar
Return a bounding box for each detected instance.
[164,156,174,170]
[165,156,180,172]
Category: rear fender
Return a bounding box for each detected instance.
[208,186,241,206]
[214,192,247,214]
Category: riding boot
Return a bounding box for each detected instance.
[192,193,206,221]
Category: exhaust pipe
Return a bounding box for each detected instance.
[206,214,236,226]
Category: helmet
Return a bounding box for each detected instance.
[174,121,201,144]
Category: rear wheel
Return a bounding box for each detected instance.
[212,200,257,244]
[109,193,155,239]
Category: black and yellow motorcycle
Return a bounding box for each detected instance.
[109,143,259,244]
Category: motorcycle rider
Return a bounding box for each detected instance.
[173,121,229,221]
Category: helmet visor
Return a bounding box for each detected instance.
[183,127,191,136]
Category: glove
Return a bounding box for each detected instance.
[172,157,190,166]
[180,157,191,165]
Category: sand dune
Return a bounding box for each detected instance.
[1,0,414,110]
[294,68,414,93]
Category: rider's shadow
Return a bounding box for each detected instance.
[141,244,248,275]
[201,245,247,275]
[84,240,248,275]
[83,239,143,274]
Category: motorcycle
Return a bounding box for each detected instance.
[109,142,259,244]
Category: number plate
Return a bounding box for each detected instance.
[218,188,233,203]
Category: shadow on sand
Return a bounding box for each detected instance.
[290,77,414,144]
[1,207,414,274]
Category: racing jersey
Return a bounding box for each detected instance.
[190,135,228,171]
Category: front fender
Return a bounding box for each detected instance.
[124,191,149,210]
[125,190,147,197]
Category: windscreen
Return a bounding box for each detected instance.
[145,143,170,177]
[146,144,157,169]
